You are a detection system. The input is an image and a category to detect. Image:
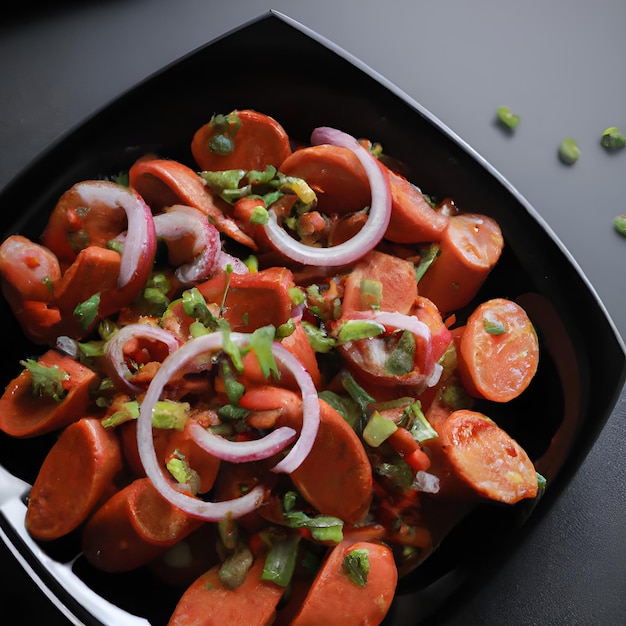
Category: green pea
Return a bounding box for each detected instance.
[558,138,580,165]
[601,127,626,150]
[496,105,521,130]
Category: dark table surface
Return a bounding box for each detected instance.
[1,1,625,624]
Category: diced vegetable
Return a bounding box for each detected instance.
[600,126,626,150]
[558,137,580,164]
[0,112,545,626]
[496,105,521,130]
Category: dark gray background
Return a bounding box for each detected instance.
[1,1,625,624]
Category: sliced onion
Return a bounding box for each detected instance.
[262,126,391,266]
[55,335,80,360]
[412,470,440,494]
[369,311,431,344]
[216,250,250,275]
[427,362,444,388]
[267,342,321,474]
[75,181,156,289]
[105,323,181,394]
[153,204,221,285]
[137,331,320,520]
[189,422,297,463]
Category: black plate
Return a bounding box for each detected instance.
[1,10,624,626]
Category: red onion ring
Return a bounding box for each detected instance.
[74,181,156,289]
[216,250,250,275]
[153,205,221,285]
[266,342,321,474]
[137,331,320,520]
[369,311,431,344]
[188,422,297,463]
[105,323,181,394]
[427,362,444,388]
[262,126,391,266]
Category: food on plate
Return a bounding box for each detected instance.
[456,298,539,403]
[0,109,543,625]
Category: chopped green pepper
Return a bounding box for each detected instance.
[282,510,344,543]
[180,287,218,329]
[247,325,279,379]
[249,205,269,225]
[317,390,361,428]
[260,532,301,587]
[558,138,580,164]
[336,319,385,344]
[359,279,382,310]
[483,313,506,335]
[363,410,398,447]
[73,293,101,331]
[496,105,521,130]
[166,453,199,492]
[101,400,139,428]
[20,358,69,402]
[301,320,336,353]
[152,400,189,430]
[385,330,415,376]
[401,400,438,443]
[342,548,370,587]
[341,372,376,413]
[414,244,440,283]
[601,126,626,150]
[218,544,253,590]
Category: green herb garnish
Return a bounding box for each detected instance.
[342,548,370,587]
[20,358,69,402]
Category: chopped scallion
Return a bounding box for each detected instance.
[247,325,279,379]
[363,410,398,447]
[342,548,370,587]
[337,319,385,344]
[21,358,69,402]
[73,293,100,331]
[385,330,415,376]
[496,105,521,130]
[260,532,301,587]
[601,126,626,150]
[558,138,580,165]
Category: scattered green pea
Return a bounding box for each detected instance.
[496,105,521,130]
[558,138,580,165]
[613,215,626,237]
[601,126,626,150]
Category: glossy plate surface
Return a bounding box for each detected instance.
[0,11,624,626]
